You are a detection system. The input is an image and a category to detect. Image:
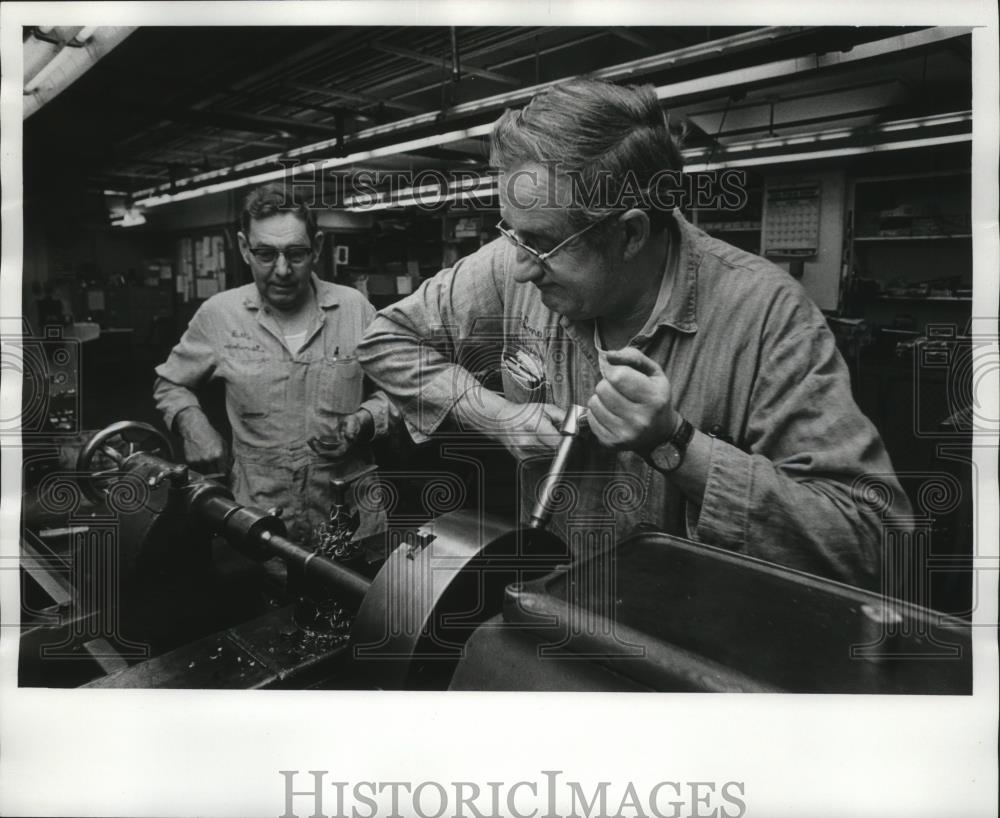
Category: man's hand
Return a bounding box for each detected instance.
[174,406,230,474]
[308,409,374,461]
[587,347,681,452]
[454,388,564,461]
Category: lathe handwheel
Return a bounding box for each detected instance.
[77,421,175,504]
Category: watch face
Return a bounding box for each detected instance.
[652,442,682,472]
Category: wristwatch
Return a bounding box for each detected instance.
[647,416,695,473]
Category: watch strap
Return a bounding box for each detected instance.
[670,416,695,446]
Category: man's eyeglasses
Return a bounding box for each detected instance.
[496,212,617,266]
[248,246,313,267]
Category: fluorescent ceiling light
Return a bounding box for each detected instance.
[684,133,972,172]
[129,26,972,204]
[342,175,494,209]
[111,208,147,228]
[133,125,494,209]
[680,110,971,160]
[347,186,498,213]
[130,28,805,198]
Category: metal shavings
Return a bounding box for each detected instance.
[311,502,362,562]
[289,596,354,653]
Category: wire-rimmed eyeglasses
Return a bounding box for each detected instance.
[496,211,617,266]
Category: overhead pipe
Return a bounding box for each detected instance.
[450,27,461,83]
[24,26,136,119]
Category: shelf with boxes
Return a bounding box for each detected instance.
[345,209,500,307]
[357,215,440,306]
[844,170,972,334]
[690,172,764,255]
[441,210,499,268]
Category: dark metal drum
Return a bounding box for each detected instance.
[350,509,569,689]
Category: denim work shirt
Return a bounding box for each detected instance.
[154,275,392,545]
[356,211,910,588]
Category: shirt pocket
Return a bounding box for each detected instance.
[500,351,548,405]
[225,355,290,449]
[316,356,364,416]
[227,356,288,419]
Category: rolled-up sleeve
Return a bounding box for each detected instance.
[359,386,395,439]
[153,304,218,429]
[691,322,911,587]
[349,298,396,440]
[356,241,508,443]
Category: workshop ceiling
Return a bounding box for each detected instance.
[23,25,971,204]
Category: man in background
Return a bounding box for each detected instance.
[154,184,393,549]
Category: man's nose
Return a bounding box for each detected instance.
[273,252,291,277]
[511,253,546,284]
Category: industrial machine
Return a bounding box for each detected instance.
[18,416,972,693]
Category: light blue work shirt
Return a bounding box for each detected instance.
[356,211,911,588]
[154,275,392,546]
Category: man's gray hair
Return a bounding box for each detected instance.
[489,78,683,232]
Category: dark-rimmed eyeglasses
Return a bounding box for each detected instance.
[496,212,617,267]
[248,246,313,267]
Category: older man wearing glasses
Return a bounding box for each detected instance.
[153,184,393,551]
[356,78,910,590]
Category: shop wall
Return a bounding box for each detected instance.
[762,169,846,312]
[22,189,170,332]
[143,190,375,233]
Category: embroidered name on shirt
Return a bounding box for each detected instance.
[519,315,546,339]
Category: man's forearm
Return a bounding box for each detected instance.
[152,375,202,431]
[171,404,229,473]
[173,404,211,437]
[450,383,510,434]
[647,424,711,508]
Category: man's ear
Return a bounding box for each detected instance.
[620,209,651,261]
[312,231,325,258]
[237,231,251,265]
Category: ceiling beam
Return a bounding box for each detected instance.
[357,28,549,97]
[92,62,372,124]
[189,132,288,151]
[129,26,970,201]
[107,96,343,137]
[125,28,830,197]
[399,145,485,162]
[371,41,520,86]
[89,169,167,183]
[378,30,611,105]
[285,81,423,114]
[610,28,657,51]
